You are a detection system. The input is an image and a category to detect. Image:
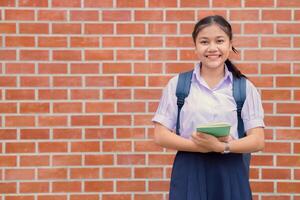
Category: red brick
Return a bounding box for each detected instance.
[149,50,177,60]
[6,63,35,74]
[37,195,67,200]
[70,37,99,47]
[262,10,291,21]
[38,168,67,180]
[84,24,113,34]
[0,50,16,60]
[134,63,163,74]
[85,155,114,165]
[117,24,145,34]
[0,183,17,193]
[38,89,68,100]
[103,89,131,99]
[0,23,16,33]
[244,23,273,34]
[20,23,49,34]
[103,63,131,74]
[149,23,177,34]
[85,181,113,192]
[262,169,291,179]
[180,0,209,7]
[135,89,162,99]
[149,0,177,7]
[38,10,67,21]
[213,0,241,7]
[53,182,81,192]
[148,154,175,165]
[39,142,68,153]
[70,10,99,21]
[103,11,131,21]
[117,76,145,86]
[20,103,49,113]
[0,71,11,84]
[0,129,17,140]
[103,195,130,200]
[261,63,290,74]
[53,155,82,166]
[84,0,113,7]
[117,50,145,60]
[103,36,131,47]
[134,37,163,47]
[251,181,274,193]
[85,128,114,139]
[53,76,82,87]
[117,181,145,192]
[231,11,259,22]
[6,36,35,47]
[20,129,49,140]
[134,141,163,152]
[19,0,48,7]
[117,154,145,165]
[0,102,16,113]
[5,9,34,20]
[117,102,145,112]
[38,36,67,47]
[264,116,291,127]
[6,196,35,200]
[135,10,163,21]
[0,156,17,166]
[20,76,49,87]
[166,10,195,21]
[71,89,99,100]
[52,23,81,34]
[86,102,114,113]
[277,156,300,167]
[53,50,81,61]
[103,141,132,152]
[20,155,50,167]
[38,116,68,127]
[278,182,300,193]
[5,169,35,180]
[20,182,49,193]
[278,24,300,34]
[52,0,81,7]
[6,142,35,153]
[6,89,35,100]
[149,180,169,191]
[261,90,291,100]
[277,50,300,61]
[70,195,99,200]
[71,115,100,126]
[70,168,99,179]
[149,76,172,87]
[277,103,300,114]
[103,167,131,178]
[166,36,193,47]
[134,167,163,178]
[278,0,300,7]
[53,102,82,113]
[277,77,300,87]
[103,115,131,126]
[245,0,274,7]
[53,129,82,139]
[134,115,153,126]
[116,0,145,7]
[71,63,99,74]
[85,50,113,60]
[86,76,114,87]
[5,116,35,127]
[71,141,99,152]
[38,63,68,74]
[20,50,49,61]
[0,0,15,6]
[134,194,163,200]
[244,50,274,61]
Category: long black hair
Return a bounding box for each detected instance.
[192,15,245,78]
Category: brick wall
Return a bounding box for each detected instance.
[0,0,299,199]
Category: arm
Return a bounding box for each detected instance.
[191,127,265,153]
[153,122,211,153]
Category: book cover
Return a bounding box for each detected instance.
[196,122,231,137]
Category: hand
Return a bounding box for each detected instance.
[218,135,235,143]
[191,131,224,153]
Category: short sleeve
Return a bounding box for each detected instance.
[241,80,265,132]
[152,76,178,131]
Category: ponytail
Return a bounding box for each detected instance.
[225,59,246,79]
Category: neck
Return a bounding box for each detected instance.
[200,64,225,80]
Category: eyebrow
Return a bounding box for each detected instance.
[198,36,226,40]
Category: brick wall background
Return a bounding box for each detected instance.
[0,0,299,199]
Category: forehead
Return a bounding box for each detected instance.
[197,24,229,38]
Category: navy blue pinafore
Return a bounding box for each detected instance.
[169,151,252,200]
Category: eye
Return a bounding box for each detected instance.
[200,40,208,45]
[217,39,224,44]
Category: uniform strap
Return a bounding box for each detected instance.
[175,70,193,135]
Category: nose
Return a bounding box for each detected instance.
[208,42,218,52]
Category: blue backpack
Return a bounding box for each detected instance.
[175,70,251,175]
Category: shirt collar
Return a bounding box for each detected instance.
[191,62,233,88]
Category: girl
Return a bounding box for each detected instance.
[152,15,265,200]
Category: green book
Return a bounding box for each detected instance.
[196,122,231,137]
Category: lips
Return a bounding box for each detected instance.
[205,54,221,59]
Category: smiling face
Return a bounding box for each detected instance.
[194,24,232,71]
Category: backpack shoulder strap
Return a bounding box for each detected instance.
[175,70,193,135]
[232,76,247,138]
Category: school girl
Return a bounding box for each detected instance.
[152,15,265,200]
